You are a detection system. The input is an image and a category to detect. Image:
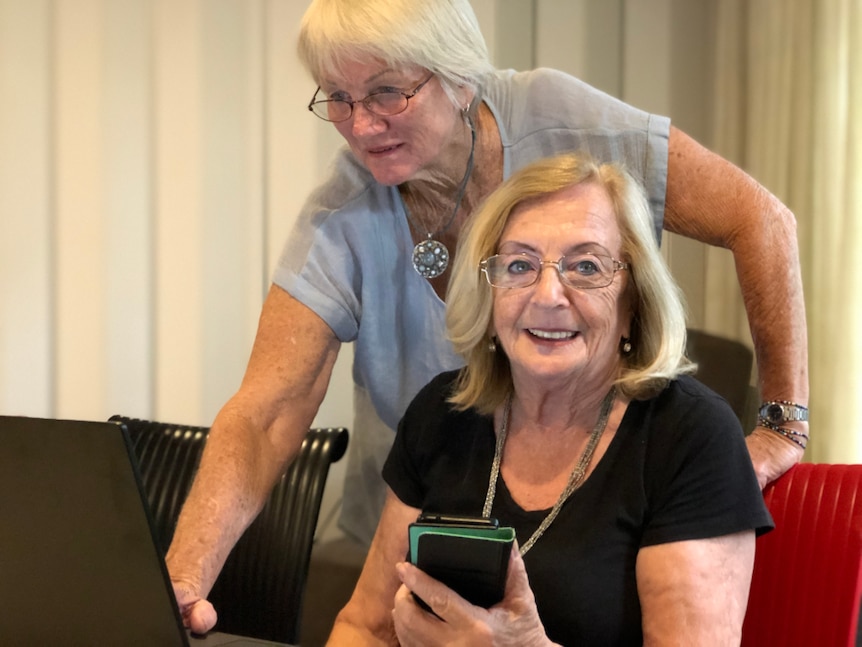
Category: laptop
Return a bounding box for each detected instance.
[0,415,291,646]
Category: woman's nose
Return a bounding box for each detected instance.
[532,263,569,303]
[350,102,385,135]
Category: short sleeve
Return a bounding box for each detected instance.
[640,378,773,546]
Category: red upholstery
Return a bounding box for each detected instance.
[741,463,862,647]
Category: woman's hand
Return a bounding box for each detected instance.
[172,579,217,635]
[392,544,558,647]
[746,425,805,489]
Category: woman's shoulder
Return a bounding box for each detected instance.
[303,147,388,218]
[661,375,738,414]
[629,375,744,460]
[483,68,666,162]
[485,68,652,124]
[485,67,600,98]
[651,373,738,413]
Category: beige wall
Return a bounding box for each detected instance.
[0,0,719,539]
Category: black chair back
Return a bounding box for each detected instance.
[109,416,348,644]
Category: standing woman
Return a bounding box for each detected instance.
[166,0,807,633]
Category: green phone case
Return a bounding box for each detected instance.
[408,520,515,609]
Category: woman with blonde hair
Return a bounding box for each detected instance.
[329,152,772,645]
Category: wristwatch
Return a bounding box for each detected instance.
[759,401,809,425]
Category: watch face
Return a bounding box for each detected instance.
[766,404,785,423]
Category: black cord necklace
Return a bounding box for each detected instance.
[408,115,476,279]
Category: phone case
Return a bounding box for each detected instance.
[408,518,515,609]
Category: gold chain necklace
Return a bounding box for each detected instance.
[482,387,616,556]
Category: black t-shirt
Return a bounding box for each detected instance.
[383,372,773,646]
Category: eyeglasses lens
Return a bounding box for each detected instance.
[309,74,433,123]
[483,253,619,289]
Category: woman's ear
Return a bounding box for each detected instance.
[485,326,498,352]
[456,84,476,115]
[620,336,633,355]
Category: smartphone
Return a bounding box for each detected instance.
[412,513,500,529]
[407,512,515,610]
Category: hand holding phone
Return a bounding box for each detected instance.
[407,513,515,609]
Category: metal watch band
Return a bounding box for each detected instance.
[759,401,809,425]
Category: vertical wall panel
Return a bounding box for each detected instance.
[103,0,154,418]
[469,0,498,56]
[241,0,266,327]
[621,0,672,115]
[152,0,204,423]
[0,0,53,416]
[536,1,589,77]
[492,1,534,70]
[53,0,108,418]
[535,0,624,99]
[265,0,315,274]
[199,0,264,421]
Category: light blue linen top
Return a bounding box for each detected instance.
[273,68,670,545]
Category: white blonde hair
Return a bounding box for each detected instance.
[297,0,495,107]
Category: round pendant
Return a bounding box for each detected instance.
[412,239,450,279]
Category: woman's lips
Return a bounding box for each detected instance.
[367,143,401,154]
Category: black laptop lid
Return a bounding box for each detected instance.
[0,416,188,646]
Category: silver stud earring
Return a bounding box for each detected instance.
[488,338,497,353]
[621,338,632,355]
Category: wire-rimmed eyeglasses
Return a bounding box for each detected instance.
[480,252,630,290]
[307,74,435,123]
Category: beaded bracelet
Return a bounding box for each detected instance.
[758,417,809,450]
[762,399,809,408]
[758,417,810,435]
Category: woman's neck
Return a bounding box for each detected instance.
[400,103,501,228]
[399,102,503,297]
[509,372,620,433]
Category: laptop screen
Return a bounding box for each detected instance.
[0,416,188,645]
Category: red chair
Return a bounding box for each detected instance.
[741,463,862,646]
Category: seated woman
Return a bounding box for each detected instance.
[327,152,773,646]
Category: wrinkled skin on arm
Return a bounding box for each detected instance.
[637,531,755,645]
[166,284,341,634]
[664,127,808,487]
[327,490,420,646]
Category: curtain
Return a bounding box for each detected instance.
[708,0,862,462]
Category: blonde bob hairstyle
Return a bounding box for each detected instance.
[297,0,495,108]
[446,152,694,415]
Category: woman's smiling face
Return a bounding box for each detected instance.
[491,181,632,390]
[318,59,467,186]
